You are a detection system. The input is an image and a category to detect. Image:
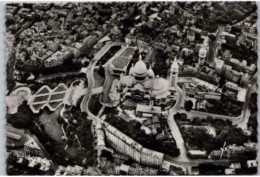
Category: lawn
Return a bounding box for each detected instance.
[39,107,64,143]
[54,85,67,92]
[50,93,66,100]
[49,101,63,109]
[31,103,45,110]
[33,95,49,102]
[94,71,105,88]
[37,87,50,94]
[120,47,136,57]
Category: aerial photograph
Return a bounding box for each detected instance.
[5,1,258,175]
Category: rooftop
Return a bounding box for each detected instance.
[111,46,136,69]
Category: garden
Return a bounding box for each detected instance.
[105,108,180,157]
[88,94,103,116]
[174,113,249,153]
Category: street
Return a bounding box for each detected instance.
[80,40,258,175]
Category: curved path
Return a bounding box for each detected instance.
[81,42,125,112]
[80,41,257,174]
[167,85,189,162]
[165,72,257,171]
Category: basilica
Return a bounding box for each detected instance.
[116,55,179,110]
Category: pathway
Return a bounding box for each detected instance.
[167,85,189,162]
[80,40,257,174]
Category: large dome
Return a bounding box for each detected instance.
[152,77,168,92]
[152,77,169,98]
[134,59,147,75]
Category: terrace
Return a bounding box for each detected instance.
[33,95,49,102]
[37,87,50,94]
[50,93,66,101]
[49,101,64,110]
[99,45,123,65]
[111,46,136,69]
[29,84,68,113]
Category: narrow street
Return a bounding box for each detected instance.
[167,85,189,162]
[80,41,258,175]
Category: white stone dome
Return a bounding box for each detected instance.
[152,77,169,98]
[129,64,134,76]
[134,59,147,75]
[147,68,155,78]
[152,77,168,92]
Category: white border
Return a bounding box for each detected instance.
[0,1,259,176]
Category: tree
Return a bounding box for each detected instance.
[209,34,216,41]
[173,112,181,120]
[206,116,214,123]
[21,159,29,168]
[216,127,249,146]
[198,163,225,175]
[182,127,215,152]
[179,113,188,122]
[33,163,41,173]
[230,26,242,34]
[192,117,203,125]
[184,100,193,111]
[7,101,33,129]
[97,66,105,77]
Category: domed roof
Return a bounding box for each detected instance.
[147,68,155,78]
[152,77,169,95]
[134,59,147,75]
[199,48,207,58]
[199,47,207,54]
[129,64,134,75]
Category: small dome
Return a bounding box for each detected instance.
[199,47,207,54]
[242,60,247,66]
[199,48,207,58]
[134,59,147,75]
[147,68,155,78]
[129,64,134,75]
[153,78,167,91]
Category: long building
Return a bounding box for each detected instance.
[103,122,164,167]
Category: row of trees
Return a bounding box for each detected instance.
[247,93,258,143]
[205,96,244,117]
[195,2,256,33]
